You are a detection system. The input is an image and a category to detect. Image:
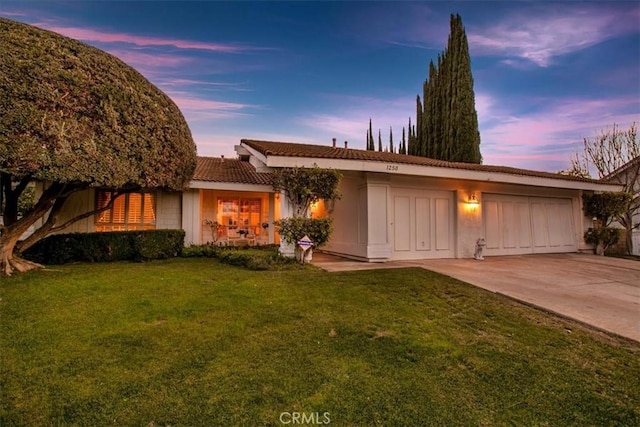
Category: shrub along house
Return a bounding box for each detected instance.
[44,139,621,261]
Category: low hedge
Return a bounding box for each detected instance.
[181,244,298,270]
[22,230,185,265]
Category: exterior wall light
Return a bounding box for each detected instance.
[467,193,479,205]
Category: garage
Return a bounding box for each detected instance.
[391,188,455,260]
[483,194,576,255]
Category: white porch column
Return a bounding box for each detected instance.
[181,189,201,246]
[278,190,295,257]
[268,192,275,244]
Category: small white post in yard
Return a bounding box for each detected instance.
[297,235,314,264]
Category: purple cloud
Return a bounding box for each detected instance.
[469,6,640,67]
[33,23,272,53]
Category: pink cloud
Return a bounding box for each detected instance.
[165,91,258,121]
[479,95,640,170]
[33,23,272,53]
[155,78,249,89]
[106,49,193,69]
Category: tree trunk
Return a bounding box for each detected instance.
[0,229,43,276]
[0,183,66,275]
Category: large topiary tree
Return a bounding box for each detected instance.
[0,18,197,275]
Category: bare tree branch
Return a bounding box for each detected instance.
[574,122,640,253]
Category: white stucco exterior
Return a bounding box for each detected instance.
[36,142,623,261]
[238,141,622,261]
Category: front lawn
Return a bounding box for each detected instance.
[1,258,638,425]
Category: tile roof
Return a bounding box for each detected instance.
[193,156,273,185]
[241,139,602,184]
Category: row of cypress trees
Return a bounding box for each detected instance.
[366,14,481,164]
[366,119,407,154]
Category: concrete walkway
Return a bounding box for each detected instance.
[312,252,640,342]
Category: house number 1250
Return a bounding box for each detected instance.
[386,165,399,171]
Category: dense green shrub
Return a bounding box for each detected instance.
[23,230,185,265]
[582,192,632,226]
[275,217,333,247]
[181,244,219,258]
[181,244,298,270]
[584,227,621,255]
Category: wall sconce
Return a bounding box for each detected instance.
[467,193,479,206]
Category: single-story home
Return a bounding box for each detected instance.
[50,139,622,261]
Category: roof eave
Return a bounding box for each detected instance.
[263,155,622,191]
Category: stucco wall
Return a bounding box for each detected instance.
[156,192,182,230]
[322,173,369,259]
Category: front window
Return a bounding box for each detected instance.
[95,191,156,232]
[218,198,261,231]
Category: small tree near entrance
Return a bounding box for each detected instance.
[272,166,341,261]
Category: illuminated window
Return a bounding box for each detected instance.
[95,191,156,232]
[217,198,261,229]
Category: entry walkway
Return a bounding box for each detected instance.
[312,252,640,342]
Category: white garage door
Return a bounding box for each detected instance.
[483,194,576,255]
[391,188,455,260]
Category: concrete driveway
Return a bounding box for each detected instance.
[313,253,640,342]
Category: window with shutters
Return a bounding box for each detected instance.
[95,191,156,232]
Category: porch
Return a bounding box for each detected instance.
[182,188,281,246]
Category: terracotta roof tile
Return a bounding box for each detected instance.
[193,157,273,185]
[241,139,602,184]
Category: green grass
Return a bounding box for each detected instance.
[1,258,639,426]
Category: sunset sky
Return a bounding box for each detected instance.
[2,1,639,172]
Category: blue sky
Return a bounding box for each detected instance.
[2,1,639,172]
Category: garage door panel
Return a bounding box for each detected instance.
[501,201,516,249]
[394,196,411,251]
[415,197,430,251]
[531,202,550,249]
[485,200,500,249]
[547,203,563,247]
[435,198,451,251]
[517,202,532,248]
[557,201,575,247]
[485,194,576,255]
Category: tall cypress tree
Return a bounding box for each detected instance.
[407,117,415,155]
[367,118,375,150]
[378,129,383,152]
[389,127,395,153]
[416,14,481,163]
